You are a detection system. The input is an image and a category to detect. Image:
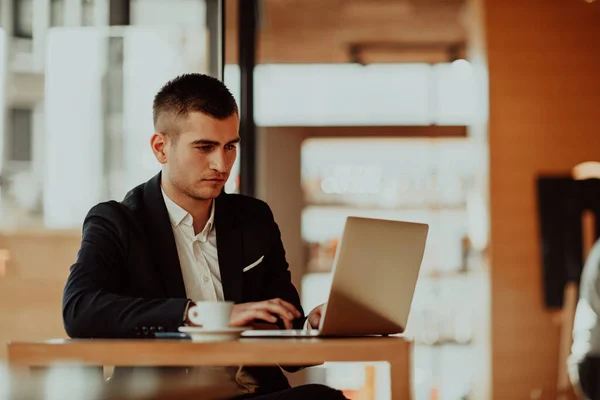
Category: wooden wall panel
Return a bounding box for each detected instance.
[486,0,600,398]
[0,231,81,358]
[224,0,466,64]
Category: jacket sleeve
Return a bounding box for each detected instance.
[62,203,189,339]
[259,202,313,373]
[260,203,307,330]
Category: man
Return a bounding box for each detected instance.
[63,73,346,400]
[570,236,600,400]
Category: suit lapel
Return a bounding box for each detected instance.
[142,173,187,298]
[215,194,244,303]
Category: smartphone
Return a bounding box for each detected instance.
[153,332,191,340]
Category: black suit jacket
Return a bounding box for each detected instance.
[63,172,305,392]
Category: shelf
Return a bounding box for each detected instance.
[304,267,487,280]
[414,338,473,347]
[304,203,468,212]
[421,269,482,279]
[283,125,469,138]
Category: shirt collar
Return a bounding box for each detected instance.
[161,187,215,237]
[204,200,216,235]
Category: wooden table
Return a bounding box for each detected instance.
[8,337,411,399]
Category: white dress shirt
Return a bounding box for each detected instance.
[162,188,311,329]
[570,238,600,387]
[161,188,258,394]
[162,188,223,303]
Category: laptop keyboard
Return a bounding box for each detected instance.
[241,329,320,337]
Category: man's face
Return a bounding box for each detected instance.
[160,111,240,201]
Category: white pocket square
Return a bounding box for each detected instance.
[243,256,264,272]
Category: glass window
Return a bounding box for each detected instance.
[223,63,241,113]
[257,63,431,126]
[13,0,33,38]
[434,62,477,124]
[43,24,212,228]
[50,0,65,27]
[225,62,476,126]
[9,108,33,162]
[81,0,95,26]
[130,0,206,27]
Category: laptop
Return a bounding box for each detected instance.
[241,216,429,338]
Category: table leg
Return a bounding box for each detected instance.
[389,351,411,400]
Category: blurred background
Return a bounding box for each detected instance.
[0,0,599,399]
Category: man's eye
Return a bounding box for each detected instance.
[197,146,212,152]
[225,144,236,151]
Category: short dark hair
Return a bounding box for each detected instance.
[153,73,238,128]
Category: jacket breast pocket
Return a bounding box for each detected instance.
[243,255,264,272]
[242,255,267,301]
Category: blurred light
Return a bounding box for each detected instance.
[324,362,366,391]
[333,181,346,195]
[0,29,5,170]
[572,299,596,357]
[413,367,430,385]
[319,164,386,195]
[367,183,380,195]
[301,273,332,312]
[451,59,473,76]
[379,180,399,207]
[422,325,440,345]
[321,177,337,194]
[355,181,369,194]
[0,362,9,400]
[467,191,489,251]
[585,0,596,3]
[44,28,106,228]
[573,161,600,180]
[396,176,411,193]
[454,309,473,344]
[44,363,103,400]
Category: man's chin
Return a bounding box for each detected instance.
[190,184,224,200]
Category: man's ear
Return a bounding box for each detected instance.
[150,133,168,164]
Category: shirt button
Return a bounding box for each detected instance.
[203,275,209,283]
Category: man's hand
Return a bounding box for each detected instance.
[307,303,326,330]
[230,298,301,329]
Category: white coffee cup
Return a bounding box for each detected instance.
[188,301,233,329]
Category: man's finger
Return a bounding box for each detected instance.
[258,309,291,329]
[261,303,296,322]
[253,303,296,329]
[265,303,296,321]
[283,317,292,330]
[270,298,301,318]
[248,310,278,324]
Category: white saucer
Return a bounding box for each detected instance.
[178,326,248,342]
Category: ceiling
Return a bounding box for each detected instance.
[225,0,468,64]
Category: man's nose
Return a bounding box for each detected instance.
[209,150,228,173]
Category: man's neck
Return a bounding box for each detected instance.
[162,180,212,235]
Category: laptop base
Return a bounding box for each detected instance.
[241,329,392,338]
